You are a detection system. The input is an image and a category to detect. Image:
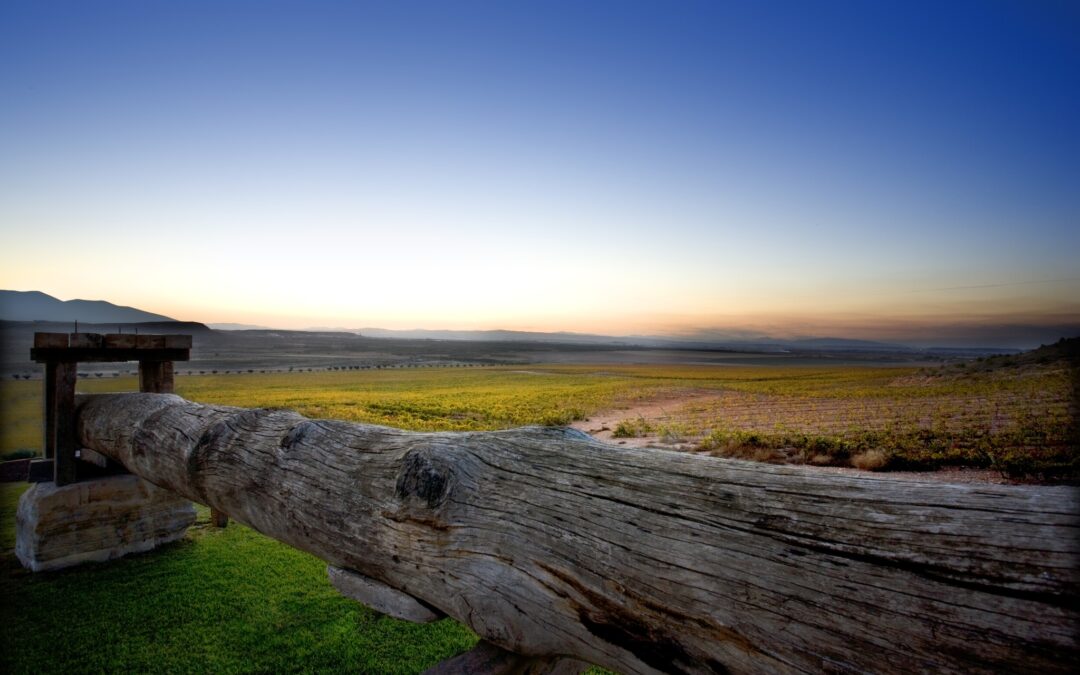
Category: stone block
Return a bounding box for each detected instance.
[328,565,444,623]
[15,474,196,572]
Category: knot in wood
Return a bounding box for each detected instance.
[395,445,456,509]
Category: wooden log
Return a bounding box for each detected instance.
[75,393,1080,675]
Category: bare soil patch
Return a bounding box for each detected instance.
[570,390,725,449]
[572,390,1020,485]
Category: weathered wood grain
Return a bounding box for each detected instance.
[70,333,105,349]
[104,333,138,349]
[76,393,1080,675]
[34,332,68,348]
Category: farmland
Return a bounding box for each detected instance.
[3,343,1075,477]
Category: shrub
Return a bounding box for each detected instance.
[1,449,36,461]
[612,416,654,438]
[852,449,890,471]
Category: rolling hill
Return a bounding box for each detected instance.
[0,290,176,324]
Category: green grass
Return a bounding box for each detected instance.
[1,484,476,674]
[1,482,28,552]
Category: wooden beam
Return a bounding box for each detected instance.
[74,393,1080,675]
[164,335,193,349]
[69,333,105,349]
[103,333,138,349]
[31,331,192,363]
[51,362,77,486]
[34,332,69,348]
[30,347,190,364]
[135,335,166,349]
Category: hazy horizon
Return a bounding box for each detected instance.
[2,1,1078,348]
[3,286,1075,351]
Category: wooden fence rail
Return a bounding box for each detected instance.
[74,392,1078,674]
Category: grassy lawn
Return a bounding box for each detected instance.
[0,483,476,674]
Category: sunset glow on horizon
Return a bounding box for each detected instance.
[2,1,1078,349]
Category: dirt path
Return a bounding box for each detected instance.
[570,390,725,450]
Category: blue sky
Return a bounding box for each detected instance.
[1,0,1077,347]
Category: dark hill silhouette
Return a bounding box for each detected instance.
[0,290,176,324]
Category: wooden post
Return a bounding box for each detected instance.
[211,509,230,528]
[30,331,191,486]
[138,360,173,394]
[51,362,77,486]
[43,361,57,459]
[35,333,68,462]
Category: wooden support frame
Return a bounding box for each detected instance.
[31,332,191,487]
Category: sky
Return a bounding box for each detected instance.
[1,0,1078,348]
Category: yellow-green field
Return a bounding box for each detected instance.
[2,359,1075,477]
[1,366,684,452]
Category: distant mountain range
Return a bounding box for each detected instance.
[353,327,921,352]
[207,322,274,331]
[0,290,176,324]
[2,290,1032,355]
